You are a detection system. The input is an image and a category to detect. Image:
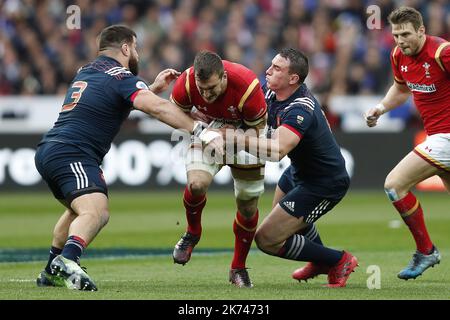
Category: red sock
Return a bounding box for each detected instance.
[231,210,258,269]
[183,186,206,236]
[393,192,433,254]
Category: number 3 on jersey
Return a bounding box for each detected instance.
[61,81,88,112]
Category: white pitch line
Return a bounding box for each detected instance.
[3,279,152,283]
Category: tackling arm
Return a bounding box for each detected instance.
[133,90,195,133]
[235,125,300,162]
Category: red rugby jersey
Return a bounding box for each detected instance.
[170,60,267,127]
[391,35,450,135]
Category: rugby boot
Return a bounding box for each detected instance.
[50,255,98,291]
[292,262,331,282]
[229,268,253,288]
[398,246,440,280]
[173,232,200,265]
[327,251,358,288]
[36,270,66,287]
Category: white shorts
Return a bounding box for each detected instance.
[185,144,265,200]
[414,133,450,172]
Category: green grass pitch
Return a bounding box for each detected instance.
[0,190,448,300]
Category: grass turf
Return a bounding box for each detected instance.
[0,190,448,300]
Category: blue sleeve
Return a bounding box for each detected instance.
[111,75,150,105]
[280,102,314,137]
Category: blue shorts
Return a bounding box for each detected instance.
[277,166,350,223]
[34,142,108,204]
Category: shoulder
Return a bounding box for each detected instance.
[390,45,402,67]
[285,86,317,115]
[224,61,258,86]
[285,96,316,115]
[426,35,449,51]
[172,67,193,98]
[426,36,450,71]
[421,36,449,59]
[173,67,191,88]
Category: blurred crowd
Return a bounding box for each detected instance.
[0,0,449,126]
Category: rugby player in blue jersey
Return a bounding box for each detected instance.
[34,25,199,291]
[206,48,358,287]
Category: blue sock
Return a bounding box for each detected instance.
[61,236,86,265]
[45,246,62,273]
[278,234,342,266]
[300,223,323,245]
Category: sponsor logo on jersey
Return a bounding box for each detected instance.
[401,65,408,72]
[406,81,436,93]
[297,115,304,125]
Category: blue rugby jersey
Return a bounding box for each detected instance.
[39,55,149,163]
[264,83,348,183]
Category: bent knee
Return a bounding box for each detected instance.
[255,228,277,254]
[384,172,399,191]
[98,210,110,228]
[237,200,258,218]
[188,180,209,196]
[384,174,408,201]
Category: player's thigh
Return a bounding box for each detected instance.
[230,165,265,201]
[70,192,109,216]
[256,204,304,245]
[35,143,108,206]
[386,151,442,193]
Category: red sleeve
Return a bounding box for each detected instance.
[170,69,192,111]
[241,82,267,127]
[390,46,405,84]
[281,124,303,139]
[437,43,450,73]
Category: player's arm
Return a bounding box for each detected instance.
[365,81,410,127]
[239,125,299,161]
[133,90,195,133]
[201,125,298,162]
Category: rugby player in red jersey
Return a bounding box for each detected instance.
[365,6,449,280]
[170,51,267,288]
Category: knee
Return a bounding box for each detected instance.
[188,180,209,196]
[384,172,398,191]
[237,200,258,218]
[98,210,110,228]
[254,228,276,255]
[384,173,407,201]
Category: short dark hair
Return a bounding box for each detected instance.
[388,6,423,31]
[193,51,224,81]
[279,48,309,84]
[99,25,136,51]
